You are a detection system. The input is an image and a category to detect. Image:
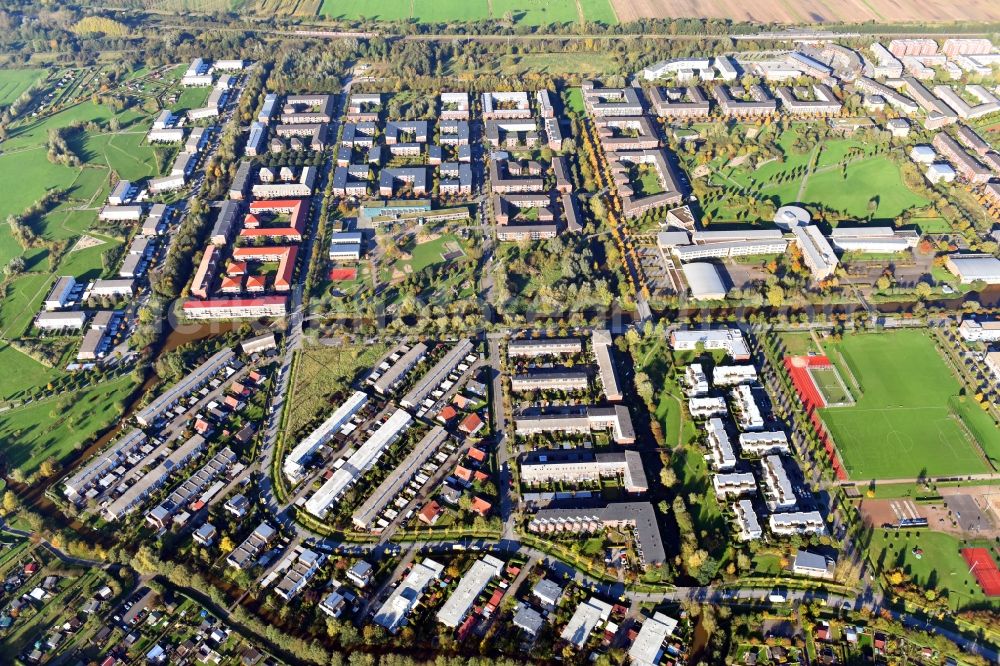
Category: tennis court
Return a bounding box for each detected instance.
[962,547,1000,596]
[329,267,357,281]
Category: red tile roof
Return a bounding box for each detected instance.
[438,405,458,422]
[460,413,484,435]
[219,276,242,292]
[454,465,473,482]
[471,496,492,516]
[419,501,442,525]
[467,447,487,463]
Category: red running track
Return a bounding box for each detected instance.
[784,355,847,481]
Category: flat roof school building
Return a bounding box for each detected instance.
[670,328,750,360]
[946,254,1000,284]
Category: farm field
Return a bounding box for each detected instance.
[0,68,45,106]
[606,0,1000,23]
[819,330,995,480]
[318,0,617,24]
[867,530,1000,610]
[0,374,137,477]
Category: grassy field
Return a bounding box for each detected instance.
[318,0,617,24]
[0,375,137,476]
[0,69,44,107]
[801,155,928,219]
[819,331,994,480]
[0,344,59,402]
[491,0,580,24]
[912,216,951,234]
[778,331,819,356]
[810,366,852,405]
[494,52,621,77]
[697,128,927,222]
[868,530,999,610]
[284,341,390,438]
[379,231,476,305]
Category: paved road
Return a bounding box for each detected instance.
[487,334,515,541]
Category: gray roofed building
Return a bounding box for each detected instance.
[591,329,622,401]
[103,434,207,520]
[210,200,242,246]
[135,348,234,426]
[561,597,613,648]
[532,578,564,607]
[229,160,253,200]
[34,311,87,331]
[372,342,428,395]
[508,337,582,357]
[792,549,833,579]
[513,604,544,635]
[436,555,504,628]
[374,558,445,633]
[945,254,1000,284]
[629,612,679,666]
[400,339,473,409]
[379,167,428,196]
[528,502,666,567]
[352,426,448,529]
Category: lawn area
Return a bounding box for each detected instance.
[0,374,137,476]
[697,128,927,222]
[868,530,1000,609]
[778,331,819,356]
[81,130,161,180]
[0,68,45,106]
[320,0,615,24]
[565,88,585,115]
[802,155,929,220]
[0,343,59,402]
[0,148,82,223]
[172,86,212,114]
[819,330,994,480]
[636,165,665,196]
[56,236,118,280]
[284,341,390,438]
[632,336,697,448]
[1,101,117,152]
[912,216,951,234]
[0,272,54,339]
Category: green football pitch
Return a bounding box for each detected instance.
[819,330,996,480]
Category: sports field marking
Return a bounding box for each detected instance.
[818,330,993,479]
